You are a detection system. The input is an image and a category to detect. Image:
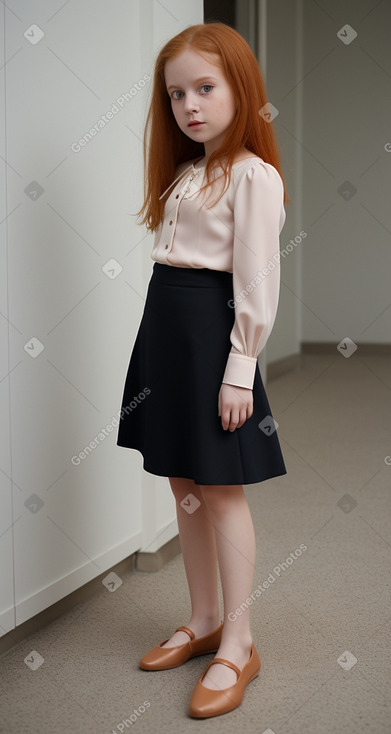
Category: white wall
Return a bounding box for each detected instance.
[301,0,391,347]
[266,0,391,361]
[0,0,203,637]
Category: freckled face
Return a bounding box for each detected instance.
[164,47,237,157]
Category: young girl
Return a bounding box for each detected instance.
[117,21,290,719]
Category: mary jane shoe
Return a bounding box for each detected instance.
[188,642,261,718]
[139,621,223,671]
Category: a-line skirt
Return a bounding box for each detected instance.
[116,262,287,486]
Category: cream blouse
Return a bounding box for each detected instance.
[150,155,286,390]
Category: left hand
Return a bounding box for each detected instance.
[218,383,253,431]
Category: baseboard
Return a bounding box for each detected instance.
[135,533,181,572]
[267,352,301,381]
[301,342,391,355]
[267,342,390,382]
[0,533,183,658]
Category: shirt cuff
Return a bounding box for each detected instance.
[221,352,257,390]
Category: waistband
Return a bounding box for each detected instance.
[152,262,233,288]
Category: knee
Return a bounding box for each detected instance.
[200,484,244,516]
[168,476,202,504]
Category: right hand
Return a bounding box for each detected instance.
[218,383,253,432]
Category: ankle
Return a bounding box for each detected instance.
[188,614,221,635]
[219,634,253,651]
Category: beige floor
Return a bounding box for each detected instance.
[1,352,390,734]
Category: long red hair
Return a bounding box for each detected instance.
[136,21,291,232]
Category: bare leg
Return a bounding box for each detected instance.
[198,483,256,690]
[161,477,221,648]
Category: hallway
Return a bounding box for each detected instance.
[1,352,390,733]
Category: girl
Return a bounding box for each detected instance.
[117,21,290,719]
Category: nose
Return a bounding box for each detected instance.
[183,91,200,113]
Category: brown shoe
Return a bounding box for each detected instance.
[188,642,261,718]
[139,622,224,671]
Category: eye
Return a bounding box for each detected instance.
[170,84,214,100]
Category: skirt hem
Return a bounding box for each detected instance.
[116,443,287,486]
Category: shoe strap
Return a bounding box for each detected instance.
[204,656,241,677]
[174,625,195,640]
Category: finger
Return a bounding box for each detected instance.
[221,407,230,431]
[237,406,248,429]
[228,407,240,432]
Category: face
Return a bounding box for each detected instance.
[164,47,237,159]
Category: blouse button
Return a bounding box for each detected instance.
[169,220,173,225]
[175,194,179,199]
[165,244,169,249]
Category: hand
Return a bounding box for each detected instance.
[218,383,253,432]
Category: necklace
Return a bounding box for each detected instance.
[183,164,200,195]
[158,157,204,200]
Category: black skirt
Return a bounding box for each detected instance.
[116,262,287,486]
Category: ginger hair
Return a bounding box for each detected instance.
[135,21,291,232]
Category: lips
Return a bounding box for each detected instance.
[188,121,204,127]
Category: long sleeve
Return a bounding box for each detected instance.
[221,161,286,390]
